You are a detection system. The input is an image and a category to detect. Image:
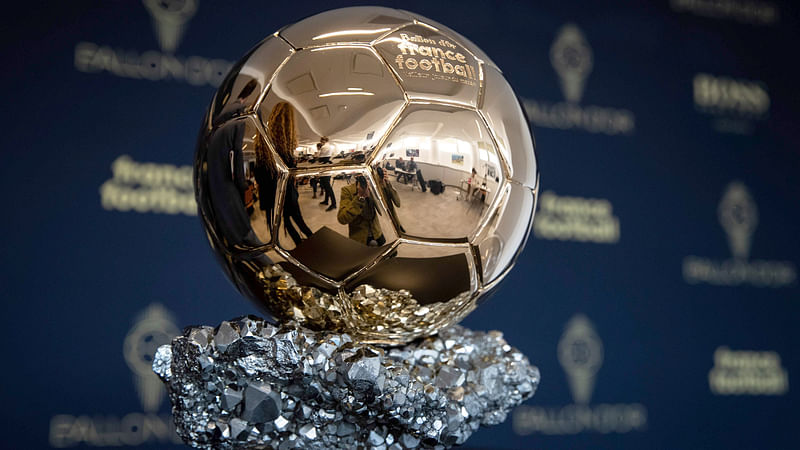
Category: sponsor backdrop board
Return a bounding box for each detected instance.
[3,1,798,449]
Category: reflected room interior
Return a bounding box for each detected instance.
[208,50,511,307]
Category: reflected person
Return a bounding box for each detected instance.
[255,101,313,246]
[309,143,322,199]
[337,175,385,246]
[407,157,426,192]
[376,167,404,233]
[205,80,260,247]
[317,137,336,211]
[253,136,277,230]
[466,167,478,198]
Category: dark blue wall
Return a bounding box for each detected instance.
[3,1,798,449]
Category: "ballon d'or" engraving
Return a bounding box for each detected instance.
[393,33,478,86]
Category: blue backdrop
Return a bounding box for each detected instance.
[3,1,799,449]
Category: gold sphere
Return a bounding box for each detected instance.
[195,6,538,344]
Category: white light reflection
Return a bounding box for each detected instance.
[309,45,373,52]
[319,92,375,98]
[312,28,391,40]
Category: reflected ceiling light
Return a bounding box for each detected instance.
[379,37,404,45]
[319,91,375,97]
[347,87,363,91]
[312,28,391,40]
[309,44,372,52]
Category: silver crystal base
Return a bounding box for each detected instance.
[153,316,539,449]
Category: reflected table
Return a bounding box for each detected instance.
[394,168,418,187]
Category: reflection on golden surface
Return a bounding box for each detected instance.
[195,7,537,344]
[374,24,482,107]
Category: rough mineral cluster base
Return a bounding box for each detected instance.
[153,317,538,449]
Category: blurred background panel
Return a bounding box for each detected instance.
[2,1,798,449]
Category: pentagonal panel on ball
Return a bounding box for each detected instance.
[374,24,482,108]
[480,65,538,189]
[345,241,476,304]
[209,36,294,128]
[275,168,398,283]
[279,6,414,48]
[257,46,406,171]
[370,103,505,241]
[342,240,478,343]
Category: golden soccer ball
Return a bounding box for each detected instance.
[195,6,538,344]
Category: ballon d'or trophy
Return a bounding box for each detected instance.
[154,7,540,449]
